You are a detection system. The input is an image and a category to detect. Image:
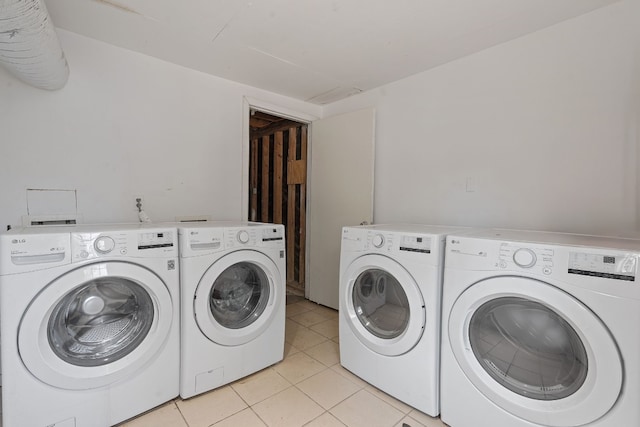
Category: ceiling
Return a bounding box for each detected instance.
[43,0,619,105]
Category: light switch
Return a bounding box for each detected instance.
[465,177,476,193]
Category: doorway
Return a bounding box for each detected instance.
[248,110,308,296]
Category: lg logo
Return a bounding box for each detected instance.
[11,239,26,244]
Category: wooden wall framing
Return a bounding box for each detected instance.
[249,124,307,291]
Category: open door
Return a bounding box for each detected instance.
[243,101,375,309]
[307,108,375,309]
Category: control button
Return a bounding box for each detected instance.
[513,248,537,268]
[499,261,507,268]
[543,267,552,275]
[80,250,89,259]
[237,230,250,244]
[120,248,128,255]
[94,236,115,254]
[372,234,385,248]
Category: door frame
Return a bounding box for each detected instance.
[241,97,318,297]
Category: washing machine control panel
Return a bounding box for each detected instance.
[72,229,176,260]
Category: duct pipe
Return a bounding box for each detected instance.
[0,0,69,90]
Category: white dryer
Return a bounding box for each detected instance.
[0,224,180,427]
[339,224,469,416]
[178,221,286,399]
[441,229,640,427]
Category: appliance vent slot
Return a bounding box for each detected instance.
[30,219,77,226]
[21,214,82,227]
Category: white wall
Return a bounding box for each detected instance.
[0,30,321,229]
[2,2,638,234]
[325,0,640,235]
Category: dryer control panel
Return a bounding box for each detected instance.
[399,234,432,254]
[182,225,285,256]
[568,252,636,282]
[342,227,438,263]
[497,243,555,276]
[226,225,285,249]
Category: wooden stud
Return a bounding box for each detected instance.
[287,128,297,284]
[261,136,270,222]
[273,131,283,224]
[250,138,259,221]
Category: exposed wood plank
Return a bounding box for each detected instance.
[273,131,283,223]
[287,160,306,184]
[287,128,297,283]
[301,126,308,159]
[261,136,270,222]
[251,119,303,139]
[250,120,307,289]
[250,138,259,221]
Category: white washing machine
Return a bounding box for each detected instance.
[178,221,286,399]
[0,224,180,427]
[441,229,640,427]
[339,224,469,416]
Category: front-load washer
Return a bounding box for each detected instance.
[441,229,640,427]
[339,224,469,416]
[0,224,180,427]
[178,221,286,398]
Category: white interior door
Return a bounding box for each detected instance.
[307,108,375,309]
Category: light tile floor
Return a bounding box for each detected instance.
[120,298,449,427]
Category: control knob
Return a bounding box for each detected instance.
[94,236,115,254]
[372,234,385,248]
[237,230,250,244]
[513,248,537,268]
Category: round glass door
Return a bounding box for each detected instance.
[48,277,154,367]
[448,276,622,427]
[352,268,410,339]
[194,250,283,346]
[19,262,173,390]
[469,297,588,401]
[341,254,425,356]
[209,261,270,329]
